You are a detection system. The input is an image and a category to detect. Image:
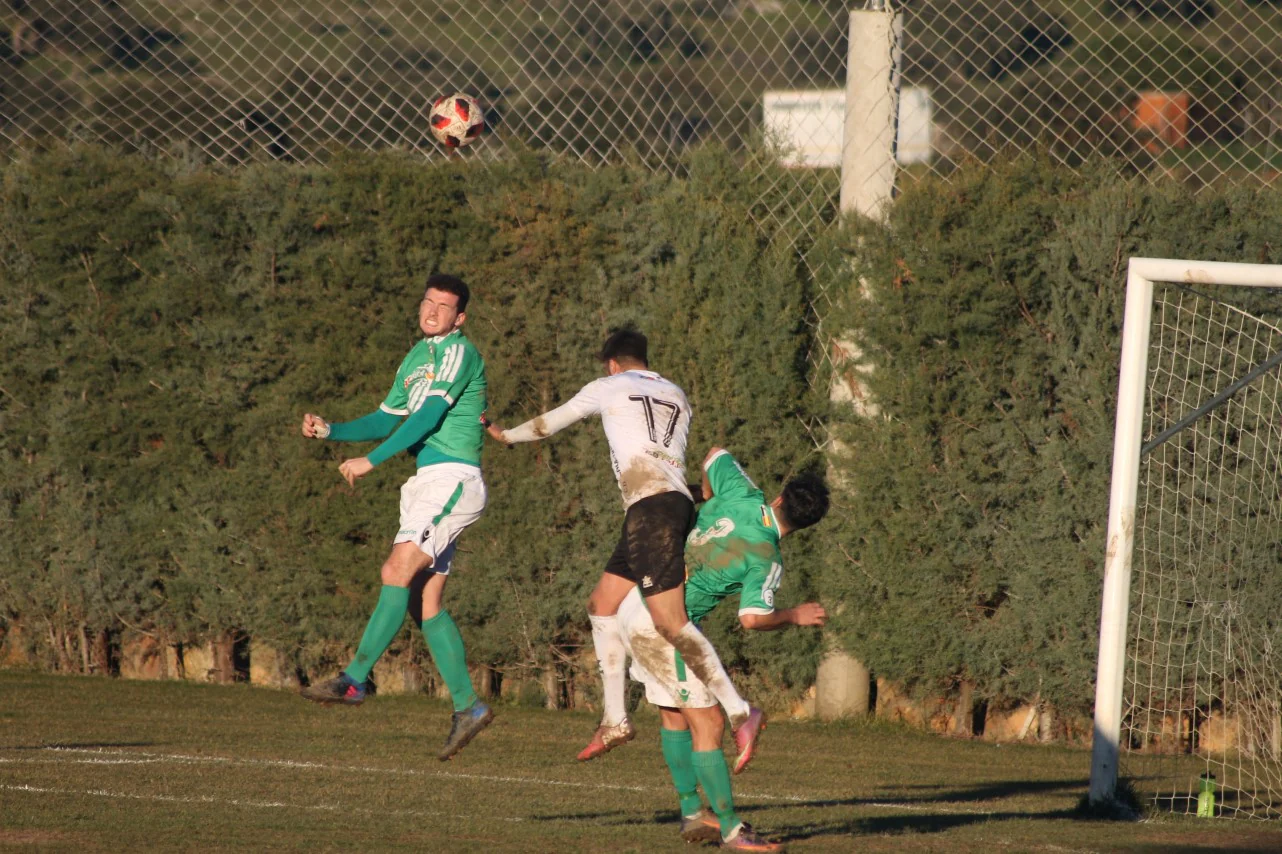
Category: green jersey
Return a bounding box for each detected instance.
[328,329,486,469]
[683,450,784,623]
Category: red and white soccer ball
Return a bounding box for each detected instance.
[429,94,485,148]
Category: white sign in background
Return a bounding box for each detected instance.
[763,87,933,168]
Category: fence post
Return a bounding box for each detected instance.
[839,6,903,218]
[815,5,903,721]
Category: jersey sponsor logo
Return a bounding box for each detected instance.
[645,448,682,467]
[404,364,436,389]
[404,364,436,412]
[688,517,734,546]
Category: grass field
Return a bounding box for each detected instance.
[3,672,1282,852]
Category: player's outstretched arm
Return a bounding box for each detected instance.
[305,409,402,442]
[739,602,827,632]
[487,383,603,445]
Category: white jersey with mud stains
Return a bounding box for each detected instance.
[501,369,692,508]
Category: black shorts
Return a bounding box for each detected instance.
[603,490,695,597]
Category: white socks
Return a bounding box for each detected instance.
[673,622,751,726]
[590,614,628,726]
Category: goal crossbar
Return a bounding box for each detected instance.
[1088,257,1282,805]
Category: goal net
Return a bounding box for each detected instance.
[1091,258,1282,818]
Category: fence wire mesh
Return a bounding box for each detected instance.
[6,2,1282,187]
[0,1,849,169]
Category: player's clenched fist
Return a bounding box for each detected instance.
[302,412,331,439]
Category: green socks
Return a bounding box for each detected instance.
[344,585,411,683]
[692,749,742,838]
[660,728,703,818]
[421,610,479,712]
[342,588,479,714]
[342,587,478,713]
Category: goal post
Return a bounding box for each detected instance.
[1089,257,1282,808]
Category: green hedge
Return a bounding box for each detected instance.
[821,155,1282,716]
[0,145,828,705]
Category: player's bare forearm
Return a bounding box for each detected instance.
[739,611,793,631]
[700,446,722,500]
[739,602,827,631]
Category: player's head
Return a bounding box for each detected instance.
[773,473,829,535]
[421,274,469,337]
[598,328,648,374]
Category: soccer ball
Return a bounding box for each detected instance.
[428,94,485,148]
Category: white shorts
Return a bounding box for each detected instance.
[393,463,486,575]
[617,587,715,709]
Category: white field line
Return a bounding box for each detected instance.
[0,781,524,822]
[0,746,1001,817]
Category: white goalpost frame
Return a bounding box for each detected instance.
[1089,256,1282,804]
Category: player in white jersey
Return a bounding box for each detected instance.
[485,330,764,766]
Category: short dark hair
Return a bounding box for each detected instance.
[598,328,648,366]
[777,473,829,532]
[425,273,470,312]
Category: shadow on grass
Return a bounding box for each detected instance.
[526,802,1083,843]
[769,807,1079,842]
[890,777,1090,802]
[5,741,159,750]
[526,780,1089,842]
[524,808,686,827]
[757,778,1095,842]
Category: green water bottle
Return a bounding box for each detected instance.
[1196,773,1216,817]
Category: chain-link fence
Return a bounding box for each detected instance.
[0,1,849,170]
[905,0,1282,188]
[6,1,1282,186]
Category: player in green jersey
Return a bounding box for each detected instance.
[616,447,829,851]
[683,449,827,630]
[298,274,494,761]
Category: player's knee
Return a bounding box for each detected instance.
[653,620,683,645]
[379,560,406,586]
[381,553,430,586]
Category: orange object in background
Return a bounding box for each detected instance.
[1133,91,1190,151]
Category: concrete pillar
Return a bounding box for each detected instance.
[816,649,871,720]
[839,8,904,220]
